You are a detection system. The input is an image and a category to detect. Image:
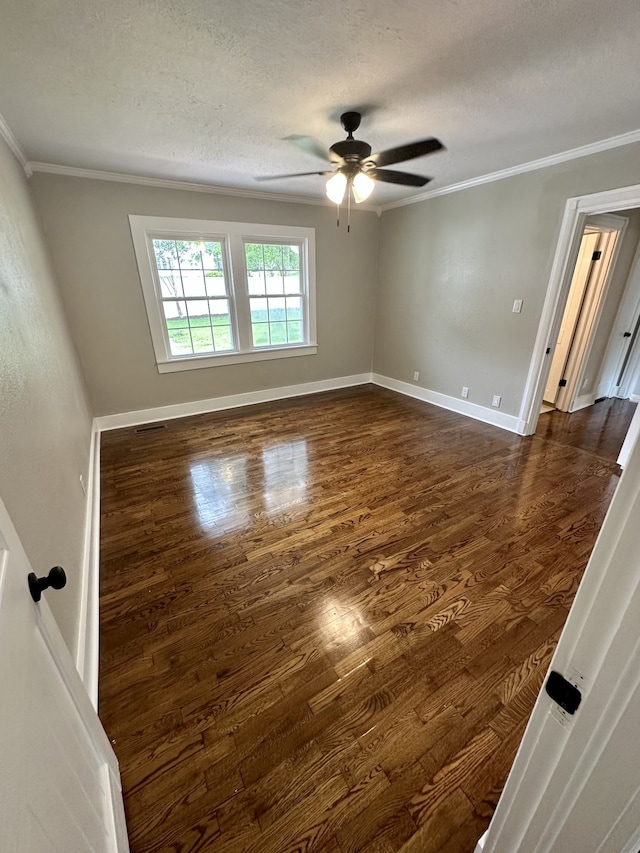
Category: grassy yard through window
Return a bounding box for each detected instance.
[166,314,233,354]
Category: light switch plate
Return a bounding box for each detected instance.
[512,299,523,313]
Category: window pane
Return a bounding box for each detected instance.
[153,239,178,269]
[245,243,264,271]
[191,326,214,353]
[252,324,270,347]
[176,240,202,269]
[287,320,303,343]
[247,271,265,295]
[268,297,286,323]
[159,271,183,298]
[189,314,211,328]
[283,245,300,270]
[250,298,268,323]
[283,271,301,293]
[181,270,206,298]
[205,271,226,297]
[202,241,223,270]
[163,300,189,328]
[270,322,287,345]
[263,244,283,270]
[209,298,230,319]
[266,272,284,295]
[286,296,302,321]
[186,301,210,327]
[168,327,193,355]
[213,326,233,351]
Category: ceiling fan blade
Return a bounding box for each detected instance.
[255,170,332,182]
[370,169,432,187]
[369,138,444,168]
[284,135,332,162]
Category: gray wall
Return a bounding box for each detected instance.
[30,174,380,417]
[0,138,93,654]
[374,142,640,416]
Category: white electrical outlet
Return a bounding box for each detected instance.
[461,386,469,398]
[512,299,523,313]
[492,395,501,408]
[79,474,87,495]
[413,371,419,381]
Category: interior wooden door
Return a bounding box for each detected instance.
[0,495,128,852]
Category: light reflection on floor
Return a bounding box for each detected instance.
[189,455,249,531]
[261,440,309,513]
[189,439,309,532]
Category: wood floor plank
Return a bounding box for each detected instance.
[99,387,634,852]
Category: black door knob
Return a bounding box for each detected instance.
[28,566,67,603]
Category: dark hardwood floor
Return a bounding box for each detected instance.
[98,387,633,853]
[536,397,636,460]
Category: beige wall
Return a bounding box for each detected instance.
[374,142,640,417]
[0,138,93,654]
[30,174,380,417]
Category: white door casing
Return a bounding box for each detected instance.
[0,494,129,852]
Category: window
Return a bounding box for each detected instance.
[129,216,316,372]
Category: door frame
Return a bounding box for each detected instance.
[518,183,640,435]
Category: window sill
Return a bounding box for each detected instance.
[156,344,318,373]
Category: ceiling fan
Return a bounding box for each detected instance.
[257,111,444,208]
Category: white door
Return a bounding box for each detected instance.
[595,241,640,400]
[0,495,128,853]
[478,409,640,852]
[544,232,600,404]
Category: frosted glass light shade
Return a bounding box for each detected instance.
[326,172,347,204]
[352,171,375,203]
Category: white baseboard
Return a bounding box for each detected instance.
[95,373,373,431]
[572,392,597,412]
[473,830,488,853]
[95,371,526,436]
[630,394,640,403]
[75,424,101,709]
[372,374,522,433]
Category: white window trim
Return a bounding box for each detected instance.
[129,215,317,372]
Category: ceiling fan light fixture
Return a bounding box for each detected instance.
[352,171,375,203]
[326,172,347,205]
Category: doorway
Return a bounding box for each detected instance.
[519,185,640,458]
[542,215,627,414]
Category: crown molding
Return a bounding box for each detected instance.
[27,161,380,212]
[0,112,31,176]
[380,127,640,212]
[25,126,640,214]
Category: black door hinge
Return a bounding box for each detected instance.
[559,379,567,387]
[546,347,551,355]
[545,670,582,715]
[592,250,602,261]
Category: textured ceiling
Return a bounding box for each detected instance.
[1,0,640,204]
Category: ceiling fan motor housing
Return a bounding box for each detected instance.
[329,139,373,173]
